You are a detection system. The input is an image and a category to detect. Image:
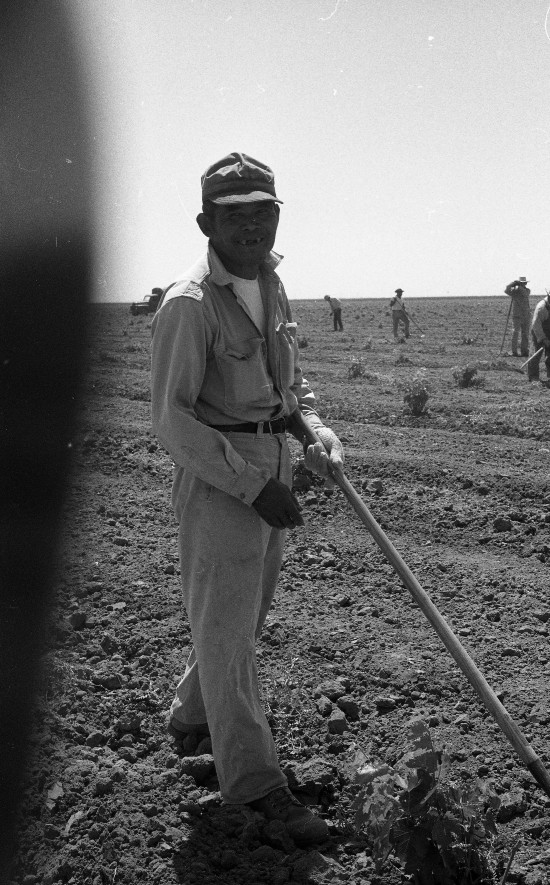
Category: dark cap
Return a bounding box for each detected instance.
[395,288,404,294]
[201,152,283,205]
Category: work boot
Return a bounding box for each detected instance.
[249,786,329,845]
[167,717,210,739]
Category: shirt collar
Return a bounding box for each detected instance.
[207,243,283,285]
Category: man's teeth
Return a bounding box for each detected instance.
[238,237,262,245]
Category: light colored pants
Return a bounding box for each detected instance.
[511,312,530,356]
[170,431,291,804]
[392,310,409,338]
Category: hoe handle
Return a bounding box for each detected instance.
[407,313,425,334]
[499,300,513,354]
[293,409,550,798]
[520,347,544,369]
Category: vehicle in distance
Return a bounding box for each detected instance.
[130,288,163,316]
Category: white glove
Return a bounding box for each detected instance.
[304,426,344,489]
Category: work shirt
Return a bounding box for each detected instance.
[225,273,266,336]
[151,245,322,505]
[390,295,405,312]
[327,297,341,311]
[505,282,531,318]
[531,297,550,343]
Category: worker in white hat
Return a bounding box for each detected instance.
[389,288,410,341]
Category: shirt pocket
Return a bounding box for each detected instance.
[214,336,273,409]
[275,322,297,390]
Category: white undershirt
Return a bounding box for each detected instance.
[227,273,266,336]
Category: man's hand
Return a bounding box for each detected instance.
[252,477,304,529]
[304,427,344,490]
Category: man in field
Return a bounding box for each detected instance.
[504,277,531,357]
[389,288,410,340]
[151,152,343,844]
[528,291,550,385]
[324,294,343,330]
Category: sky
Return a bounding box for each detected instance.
[70,0,550,301]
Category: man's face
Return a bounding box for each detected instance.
[197,201,279,278]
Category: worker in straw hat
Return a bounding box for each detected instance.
[151,152,344,844]
[504,276,531,357]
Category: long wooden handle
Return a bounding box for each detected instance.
[520,347,544,369]
[499,300,513,354]
[293,409,550,798]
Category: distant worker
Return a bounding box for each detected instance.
[389,288,410,340]
[324,295,343,331]
[528,291,550,385]
[504,276,531,357]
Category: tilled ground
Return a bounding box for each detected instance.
[11,298,550,885]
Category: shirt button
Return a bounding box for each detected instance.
[239,493,245,499]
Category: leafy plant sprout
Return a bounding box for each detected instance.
[401,373,430,416]
[348,357,366,380]
[348,718,502,884]
[452,365,485,388]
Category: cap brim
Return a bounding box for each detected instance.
[209,191,283,205]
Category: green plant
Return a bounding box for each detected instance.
[350,719,500,884]
[402,375,430,415]
[348,357,366,379]
[452,365,484,388]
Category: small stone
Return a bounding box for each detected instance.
[454,713,472,731]
[366,479,384,494]
[328,708,349,734]
[197,791,221,809]
[316,695,333,716]
[85,730,104,748]
[314,678,349,701]
[68,611,87,629]
[92,778,114,796]
[249,845,283,864]
[91,666,124,690]
[100,633,118,654]
[283,757,335,800]
[337,695,360,720]
[493,516,513,532]
[375,695,397,711]
[336,595,352,607]
[497,789,527,822]
[180,754,216,786]
[117,746,137,762]
[116,713,141,733]
[292,850,340,876]
[164,564,176,575]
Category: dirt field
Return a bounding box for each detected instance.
[12,297,550,885]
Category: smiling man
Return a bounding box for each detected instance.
[151,152,343,843]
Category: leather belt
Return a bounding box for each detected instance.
[210,417,287,435]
